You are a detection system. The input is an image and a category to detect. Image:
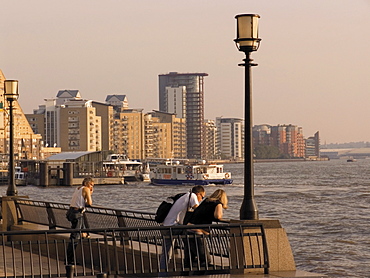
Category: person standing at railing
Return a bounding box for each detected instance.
[159,185,205,276]
[65,177,94,265]
[184,189,228,268]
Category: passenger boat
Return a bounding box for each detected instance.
[103,154,143,182]
[150,161,232,186]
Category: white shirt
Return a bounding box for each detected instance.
[163,192,199,226]
[70,186,86,208]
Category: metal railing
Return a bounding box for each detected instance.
[5,198,270,277]
[1,224,268,277]
[15,198,158,230]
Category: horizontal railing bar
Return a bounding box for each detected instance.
[16,198,157,216]
[1,223,264,236]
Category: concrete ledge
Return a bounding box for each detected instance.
[230,219,296,273]
[230,218,282,228]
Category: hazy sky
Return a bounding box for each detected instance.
[1,0,370,144]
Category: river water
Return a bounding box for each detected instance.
[2,159,369,277]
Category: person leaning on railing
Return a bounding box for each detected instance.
[65,177,94,265]
[159,185,205,276]
[184,189,228,268]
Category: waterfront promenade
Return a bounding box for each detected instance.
[1,196,326,278]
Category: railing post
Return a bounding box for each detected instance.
[1,196,18,231]
[229,224,246,274]
[116,210,128,245]
[65,264,75,278]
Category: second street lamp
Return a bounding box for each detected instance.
[4,80,19,197]
[234,14,261,220]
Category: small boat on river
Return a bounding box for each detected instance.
[150,160,232,186]
[103,154,143,182]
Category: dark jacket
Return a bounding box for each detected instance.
[189,198,221,225]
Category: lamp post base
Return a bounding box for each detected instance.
[240,197,258,220]
[6,188,18,196]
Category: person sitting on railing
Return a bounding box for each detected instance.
[184,189,228,268]
[65,177,94,265]
[159,185,205,276]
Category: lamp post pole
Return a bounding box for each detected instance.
[5,80,19,197]
[234,14,261,220]
[239,51,259,220]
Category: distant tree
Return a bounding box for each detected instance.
[254,145,283,159]
[278,153,291,159]
[219,153,230,160]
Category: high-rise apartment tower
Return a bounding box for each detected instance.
[158,72,208,159]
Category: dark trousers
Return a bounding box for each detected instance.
[66,208,85,264]
[183,232,210,268]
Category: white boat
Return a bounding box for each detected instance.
[150,160,232,186]
[103,154,143,182]
[15,166,27,186]
[138,162,151,182]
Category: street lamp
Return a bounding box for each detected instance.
[4,80,19,196]
[234,14,261,220]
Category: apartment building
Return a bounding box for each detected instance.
[92,101,114,151]
[271,124,305,158]
[111,112,128,155]
[26,90,119,151]
[144,113,154,159]
[253,124,306,158]
[117,109,145,160]
[28,90,83,148]
[29,99,59,147]
[150,116,172,159]
[204,119,217,159]
[216,117,244,160]
[149,111,186,159]
[105,95,129,112]
[163,86,186,118]
[159,72,208,159]
[59,99,102,151]
[252,124,272,146]
[306,131,320,158]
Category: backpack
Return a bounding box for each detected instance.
[154,193,186,223]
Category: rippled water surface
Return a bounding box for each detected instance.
[2,159,370,277]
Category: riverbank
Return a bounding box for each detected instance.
[209,158,329,164]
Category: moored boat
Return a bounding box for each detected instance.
[150,160,232,186]
[103,154,143,182]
